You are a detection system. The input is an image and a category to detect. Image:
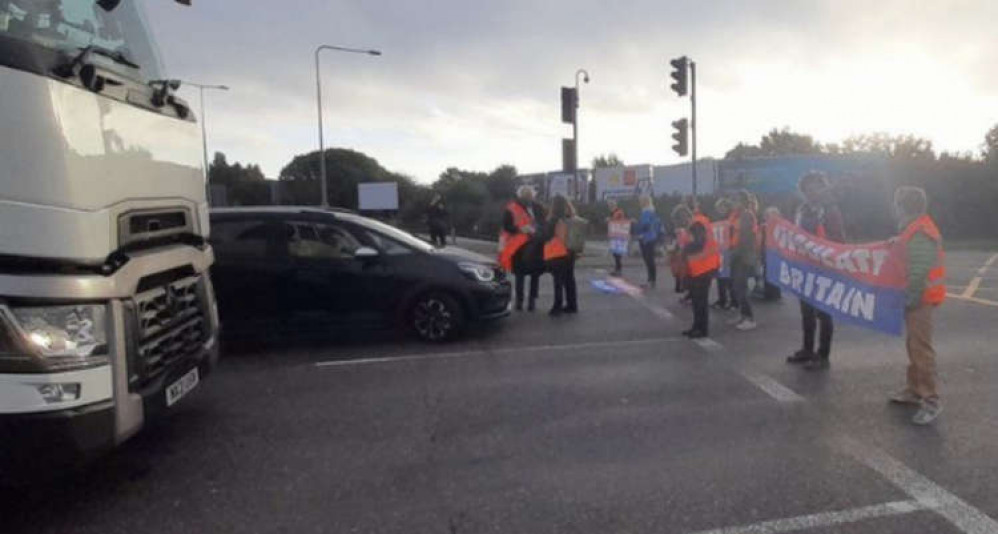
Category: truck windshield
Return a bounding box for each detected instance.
[0,0,163,81]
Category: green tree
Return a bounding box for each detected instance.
[842,133,935,160]
[592,153,624,168]
[758,127,823,156]
[984,124,998,164]
[208,152,271,205]
[724,142,765,160]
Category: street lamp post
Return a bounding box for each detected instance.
[315,44,381,208]
[182,81,229,204]
[574,69,590,203]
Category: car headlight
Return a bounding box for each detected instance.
[458,262,496,283]
[6,305,109,370]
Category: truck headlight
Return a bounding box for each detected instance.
[6,305,109,370]
[458,262,496,283]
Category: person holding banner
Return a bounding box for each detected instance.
[711,198,734,311]
[673,205,720,338]
[606,200,630,277]
[729,190,760,331]
[890,186,945,425]
[786,172,846,369]
[500,186,546,311]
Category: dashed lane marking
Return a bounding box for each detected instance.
[839,437,998,534]
[738,370,806,403]
[685,500,928,534]
[314,337,682,368]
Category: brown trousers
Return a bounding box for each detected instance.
[905,304,939,401]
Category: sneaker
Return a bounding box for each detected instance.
[726,316,744,326]
[912,399,943,425]
[736,319,757,331]
[804,357,830,371]
[888,389,922,406]
[787,349,816,364]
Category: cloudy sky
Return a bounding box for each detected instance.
[145,0,998,183]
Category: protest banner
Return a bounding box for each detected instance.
[608,220,631,256]
[765,216,906,336]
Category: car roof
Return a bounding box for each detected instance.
[209,206,357,217]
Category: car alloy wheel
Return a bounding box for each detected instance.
[412,294,459,341]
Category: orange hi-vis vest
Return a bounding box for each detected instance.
[898,215,946,305]
[498,201,534,271]
[687,213,721,277]
[543,219,570,261]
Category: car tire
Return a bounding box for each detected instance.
[408,292,465,342]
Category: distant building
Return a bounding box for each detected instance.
[716,155,888,194]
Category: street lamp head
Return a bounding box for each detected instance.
[583,74,590,83]
[368,50,382,56]
[218,85,230,91]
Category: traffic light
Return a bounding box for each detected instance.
[561,87,577,124]
[671,118,688,156]
[670,56,688,97]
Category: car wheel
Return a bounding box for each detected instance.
[409,292,464,342]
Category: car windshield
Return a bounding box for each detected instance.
[0,0,163,80]
[344,214,435,253]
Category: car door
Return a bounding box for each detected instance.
[208,215,291,325]
[284,218,382,322]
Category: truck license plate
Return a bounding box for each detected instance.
[166,367,199,407]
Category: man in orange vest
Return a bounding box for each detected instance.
[673,205,721,339]
[499,186,545,311]
[889,187,946,425]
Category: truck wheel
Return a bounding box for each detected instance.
[409,292,464,342]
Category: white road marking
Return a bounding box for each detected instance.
[961,277,982,299]
[685,500,927,534]
[946,293,998,308]
[738,370,806,403]
[692,337,723,352]
[314,337,681,368]
[839,438,998,534]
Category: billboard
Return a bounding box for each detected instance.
[653,161,717,196]
[717,155,887,194]
[594,165,654,200]
[358,182,399,211]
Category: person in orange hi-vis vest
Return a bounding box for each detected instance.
[889,186,946,426]
[673,204,720,339]
[499,186,546,311]
[543,195,579,315]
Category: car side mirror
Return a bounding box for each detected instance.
[354,247,380,260]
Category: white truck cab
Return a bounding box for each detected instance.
[0,0,220,476]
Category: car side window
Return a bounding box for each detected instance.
[286,221,361,260]
[359,228,412,256]
[210,219,276,260]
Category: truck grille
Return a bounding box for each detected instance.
[133,275,207,385]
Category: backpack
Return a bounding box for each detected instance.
[565,216,589,253]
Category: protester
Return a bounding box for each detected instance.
[673,205,720,338]
[606,199,629,277]
[787,171,846,369]
[889,186,946,425]
[668,223,689,294]
[634,195,662,289]
[426,194,451,248]
[711,197,734,310]
[759,206,783,301]
[499,186,546,311]
[727,190,759,331]
[543,195,579,316]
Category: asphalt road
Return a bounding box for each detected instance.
[2,247,997,534]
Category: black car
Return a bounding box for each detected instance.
[208,207,511,341]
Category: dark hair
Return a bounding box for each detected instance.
[550,195,574,220]
[798,171,829,193]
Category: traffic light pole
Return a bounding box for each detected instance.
[690,60,697,198]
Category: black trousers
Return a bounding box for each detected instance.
[612,254,623,273]
[715,277,732,305]
[549,255,577,310]
[689,272,714,333]
[640,242,657,284]
[429,227,447,247]
[801,301,833,358]
[731,262,754,320]
[515,272,540,306]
